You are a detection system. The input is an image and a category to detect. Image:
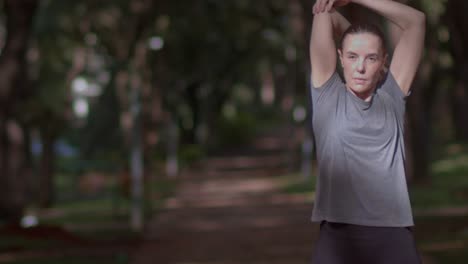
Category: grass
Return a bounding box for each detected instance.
[0,174,178,264]
[0,236,60,251]
[430,251,468,264]
[410,144,468,209]
[411,143,468,262]
[279,173,316,195]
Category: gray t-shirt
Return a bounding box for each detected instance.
[310,72,413,227]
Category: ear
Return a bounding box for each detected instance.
[382,53,389,74]
[383,53,389,69]
[379,53,389,83]
[337,49,344,67]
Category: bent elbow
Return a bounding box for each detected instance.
[414,11,426,26]
[404,10,425,31]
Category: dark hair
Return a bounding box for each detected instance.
[339,23,387,54]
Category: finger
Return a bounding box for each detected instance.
[317,0,325,13]
[322,0,330,12]
[326,0,335,12]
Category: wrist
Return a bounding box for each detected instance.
[350,0,366,4]
[336,0,358,7]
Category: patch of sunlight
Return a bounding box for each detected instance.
[421,240,466,252]
[199,178,277,194]
[249,217,289,228]
[187,220,223,231]
[432,155,468,175]
[276,173,316,195]
[270,192,315,204]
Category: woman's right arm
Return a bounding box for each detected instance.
[351,0,425,95]
[310,1,350,88]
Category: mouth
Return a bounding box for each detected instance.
[353,78,367,85]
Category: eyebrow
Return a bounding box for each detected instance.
[345,51,380,57]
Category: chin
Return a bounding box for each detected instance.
[350,86,370,94]
[349,86,373,97]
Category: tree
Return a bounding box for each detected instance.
[28,0,87,207]
[446,0,468,141]
[0,0,39,222]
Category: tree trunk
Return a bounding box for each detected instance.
[446,1,468,141]
[405,81,431,184]
[38,129,55,207]
[130,80,144,231]
[0,0,38,222]
[185,82,201,145]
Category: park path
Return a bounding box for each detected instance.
[129,127,440,264]
[130,128,320,264]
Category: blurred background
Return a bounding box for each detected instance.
[0,0,467,263]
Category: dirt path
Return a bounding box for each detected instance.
[130,137,321,264]
[129,132,439,264]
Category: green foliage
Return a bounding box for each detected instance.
[415,214,468,263]
[280,173,316,194]
[419,0,448,24]
[431,250,468,264]
[411,143,468,209]
[0,235,59,251]
[78,75,123,161]
[179,144,205,165]
[214,110,257,148]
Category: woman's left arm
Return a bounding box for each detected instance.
[352,0,425,95]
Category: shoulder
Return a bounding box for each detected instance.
[310,71,344,105]
[311,71,343,90]
[377,70,408,102]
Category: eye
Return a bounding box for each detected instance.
[348,54,357,60]
[368,56,378,62]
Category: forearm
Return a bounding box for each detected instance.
[310,12,337,86]
[351,0,425,30]
[330,11,350,39]
[311,12,334,52]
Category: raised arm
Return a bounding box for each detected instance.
[310,1,350,88]
[352,0,425,95]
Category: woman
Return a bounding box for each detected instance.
[309,0,425,263]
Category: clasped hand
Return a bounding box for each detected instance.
[313,0,350,14]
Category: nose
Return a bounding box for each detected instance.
[356,59,365,73]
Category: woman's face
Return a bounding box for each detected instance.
[338,33,387,101]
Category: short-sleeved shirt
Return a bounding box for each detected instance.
[310,72,414,227]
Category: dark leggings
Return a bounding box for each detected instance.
[311,221,422,264]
